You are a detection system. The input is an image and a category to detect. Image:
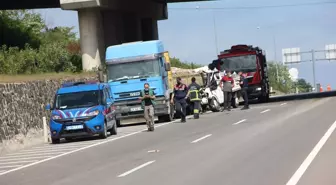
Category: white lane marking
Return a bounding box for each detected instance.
[0,156,53,162]
[286,120,336,185]
[280,102,287,106]
[0,152,65,159]
[0,113,211,176]
[232,119,247,125]
[117,160,156,177]
[260,109,270,114]
[0,118,177,176]
[0,160,38,165]
[191,134,212,144]
[0,165,22,169]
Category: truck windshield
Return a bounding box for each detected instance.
[107,59,160,82]
[55,90,100,110]
[220,55,257,73]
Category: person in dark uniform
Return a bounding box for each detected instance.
[171,77,188,122]
[239,71,249,110]
[221,70,234,111]
[187,77,201,119]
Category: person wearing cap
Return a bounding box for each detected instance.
[171,77,188,122]
[139,83,156,131]
[221,70,234,111]
[187,77,201,119]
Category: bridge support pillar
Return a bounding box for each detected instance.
[141,18,158,41]
[78,8,104,71]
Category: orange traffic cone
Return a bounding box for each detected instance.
[320,86,323,92]
[327,84,331,91]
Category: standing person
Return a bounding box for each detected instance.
[140,83,156,131]
[187,77,201,119]
[171,77,188,122]
[239,71,249,110]
[221,70,234,111]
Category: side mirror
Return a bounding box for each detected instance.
[164,62,171,71]
[45,104,52,111]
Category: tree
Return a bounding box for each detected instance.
[268,62,294,93]
[0,10,45,49]
[170,57,202,69]
[295,78,312,93]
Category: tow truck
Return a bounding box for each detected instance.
[209,44,270,102]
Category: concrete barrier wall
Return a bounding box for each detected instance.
[0,77,97,143]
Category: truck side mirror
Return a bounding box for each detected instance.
[164,63,171,71]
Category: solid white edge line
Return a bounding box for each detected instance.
[191,134,212,143]
[285,120,336,185]
[117,160,155,177]
[0,116,181,176]
[260,109,270,114]
[232,119,247,125]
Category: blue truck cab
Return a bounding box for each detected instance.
[45,81,117,144]
[105,40,174,125]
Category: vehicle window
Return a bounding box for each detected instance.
[220,55,257,73]
[55,90,99,109]
[107,59,160,82]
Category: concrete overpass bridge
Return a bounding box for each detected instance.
[0,0,209,70]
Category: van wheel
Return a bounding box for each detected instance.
[99,123,108,139]
[51,138,60,144]
[109,121,117,135]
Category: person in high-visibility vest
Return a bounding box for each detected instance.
[187,77,201,119]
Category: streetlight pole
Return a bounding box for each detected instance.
[212,11,219,55]
[257,26,279,82]
[196,6,218,55]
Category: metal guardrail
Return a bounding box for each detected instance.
[269,90,336,102]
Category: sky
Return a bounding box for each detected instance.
[36,0,336,88]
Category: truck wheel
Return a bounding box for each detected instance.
[210,98,220,112]
[51,138,60,144]
[116,119,121,127]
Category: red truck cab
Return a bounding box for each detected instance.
[210,44,270,102]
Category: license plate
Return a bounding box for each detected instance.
[65,125,84,130]
[130,107,142,112]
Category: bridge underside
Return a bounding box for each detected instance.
[0,0,210,71]
[0,0,210,10]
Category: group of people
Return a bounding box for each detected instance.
[139,71,250,132]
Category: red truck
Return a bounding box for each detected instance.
[209,44,270,102]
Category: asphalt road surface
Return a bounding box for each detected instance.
[1,98,336,185]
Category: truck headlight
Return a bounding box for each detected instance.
[256,87,262,91]
[85,110,100,116]
[52,115,61,120]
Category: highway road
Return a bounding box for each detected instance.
[1,98,336,185]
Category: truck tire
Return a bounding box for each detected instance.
[210,98,221,112]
